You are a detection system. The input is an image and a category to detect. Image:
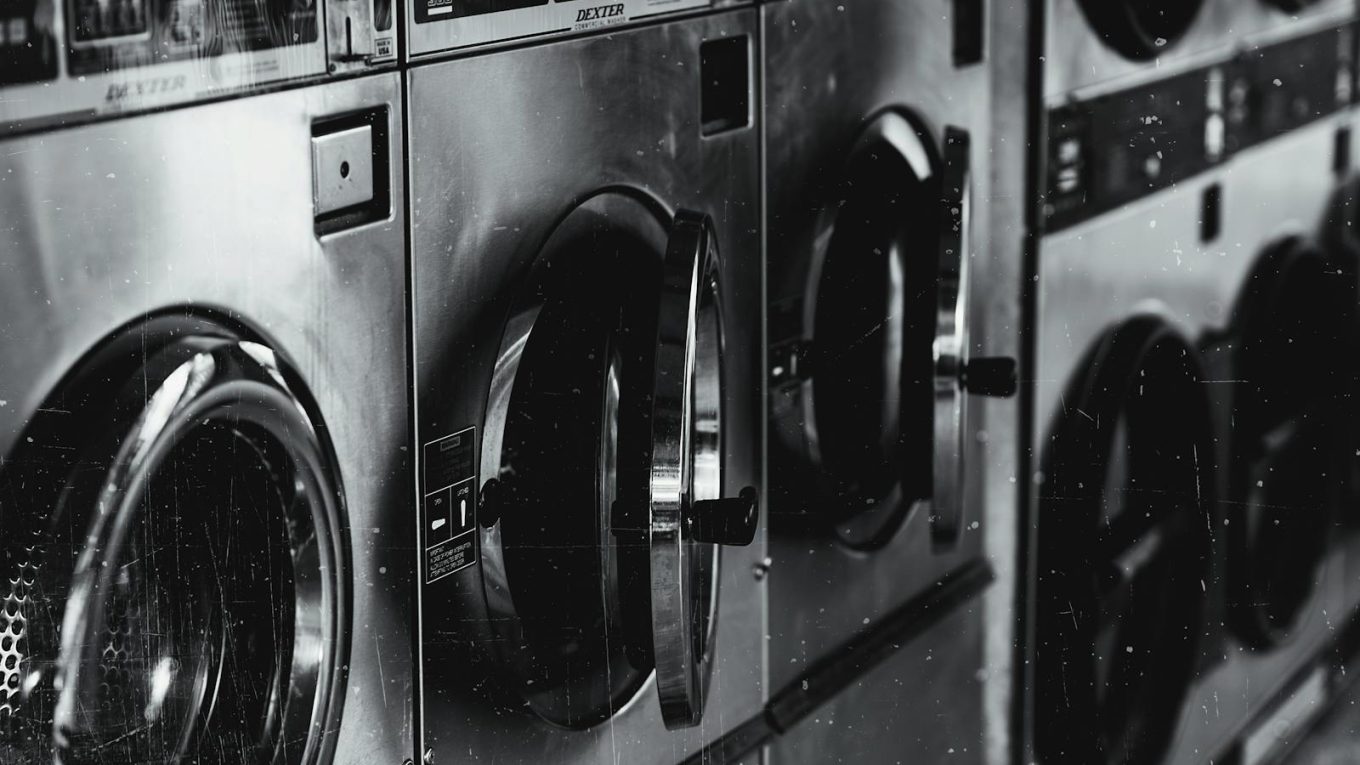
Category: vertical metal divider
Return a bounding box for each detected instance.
[755,7,770,761]
[400,51,424,765]
[1011,0,1046,762]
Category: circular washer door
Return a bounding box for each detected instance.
[1320,176,1360,524]
[1228,236,1352,647]
[0,317,347,765]
[1034,315,1214,765]
[1075,0,1205,60]
[478,193,756,731]
[793,110,942,547]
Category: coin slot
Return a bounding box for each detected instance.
[312,107,391,236]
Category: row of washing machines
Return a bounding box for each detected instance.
[1,0,1358,763]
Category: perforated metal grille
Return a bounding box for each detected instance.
[0,550,37,723]
[96,570,143,725]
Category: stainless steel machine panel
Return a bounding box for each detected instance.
[1029,111,1355,765]
[0,73,412,763]
[1043,0,1353,104]
[0,0,395,130]
[405,0,743,60]
[409,10,763,764]
[763,0,1015,761]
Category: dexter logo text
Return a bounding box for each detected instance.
[576,4,624,22]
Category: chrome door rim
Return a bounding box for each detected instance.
[650,210,723,729]
[0,326,347,765]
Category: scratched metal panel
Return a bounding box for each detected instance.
[408,9,765,763]
[0,72,414,763]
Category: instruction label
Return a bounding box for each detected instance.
[423,427,477,584]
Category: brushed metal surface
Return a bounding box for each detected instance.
[763,0,1009,762]
[313,125,377,215]
[983,2,1029,763]
[0,73,414,763]
[1042,0,1354,103]
[1030,115,1350,765]
[408,10,763,763]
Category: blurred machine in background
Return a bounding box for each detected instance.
[1024,0,1360,763]
[405,6,765,764]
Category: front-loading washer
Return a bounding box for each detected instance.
[758,0,1018,762]
[0,73,410,763]
[1025,3,1360,762]
[407,10,763,764]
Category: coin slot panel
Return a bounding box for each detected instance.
[313,107,391,236]
[700,35,751,137]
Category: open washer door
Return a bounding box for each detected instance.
[478,192,756,732]
[1034,315,1215,765]
[771,112,1013,549]
[0,316,348,765]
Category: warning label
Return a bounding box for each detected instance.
[423,427,477,584]
[426,534,475,583]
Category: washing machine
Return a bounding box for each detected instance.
[754,0,1018,762]
[1025,0,1359,763]
[0,63,410,765]
[407,8,763,764]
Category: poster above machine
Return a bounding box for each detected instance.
[0,0,395,130]
[406,0,730,59]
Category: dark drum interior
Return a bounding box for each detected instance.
[1076,0,1205,59]
[61,421,297,763]
[812,132,937,538]
[495,227,659,729]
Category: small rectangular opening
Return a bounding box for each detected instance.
[700,36,751,137]
[1200,183,1221,243]
[1335,125,1351,177]
[952,0,984,67]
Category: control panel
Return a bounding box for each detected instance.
[0,0,395,129]
[406,0,723,59]
[1044,23,1357,232]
